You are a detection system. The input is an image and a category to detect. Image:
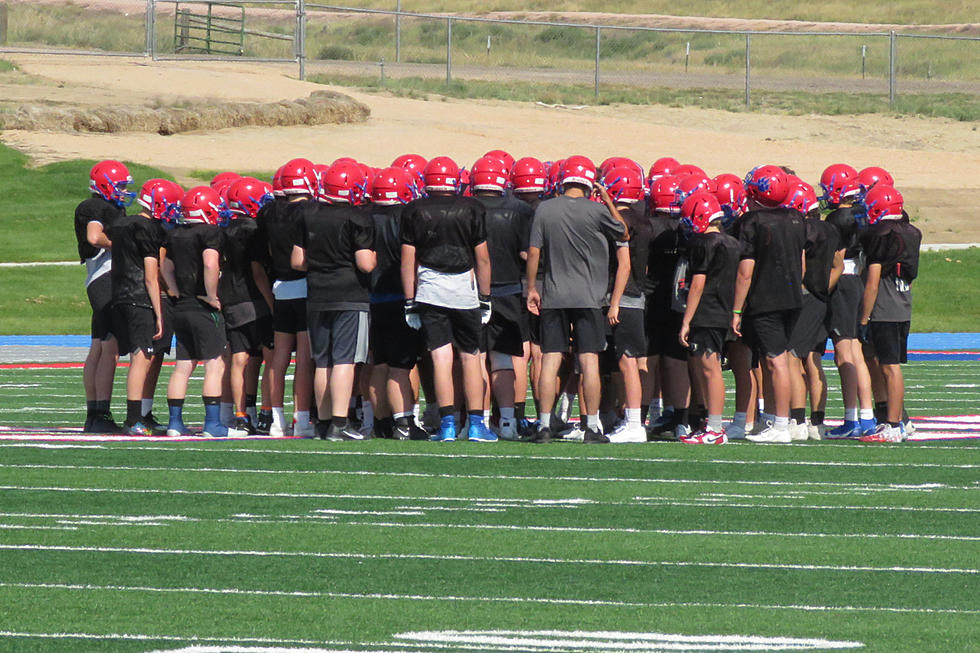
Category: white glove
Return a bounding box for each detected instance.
[405,299,422,330]
[479,295,492,325]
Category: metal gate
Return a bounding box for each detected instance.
[174,2,246,56]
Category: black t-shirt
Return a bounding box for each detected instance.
[256,197,307,283]
[74,196,124,262]
[302,203,376,311]
[687,230,741,328]
[107,214,165,308]
[646,214,684,311]
[803,219,842,301]
[219,218,269,311]
[401,195,487,274]
[477,194,533,291]
[738,207,806,314]
[370,204,406,301]
[824,205,863,260]
[165,223,225,310]
[608,206,652,300]
[860,218,922,322]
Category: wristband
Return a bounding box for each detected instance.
[733,309,742,315]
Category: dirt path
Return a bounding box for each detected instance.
[2,54,978,243]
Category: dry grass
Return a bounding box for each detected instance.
[0,90,369,135]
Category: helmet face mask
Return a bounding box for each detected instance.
[650,174,683,215]
[138,179,184,223]
[680,191,725,234]
[819,163,860,205]
[863,184,904,225]
[602,165,644,204]
[744,165,790,208]
[90,160,136,207]
[227,177,273,218]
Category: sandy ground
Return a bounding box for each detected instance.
[2,54,979,243]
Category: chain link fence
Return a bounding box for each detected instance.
[1,1,977,106]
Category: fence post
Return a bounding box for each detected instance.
[297,0,306,80]
[594,26,600,100]
[888,30,896,105]
[744,33,751,107]
[446,17,452,84]
[861,44,866,80]
[145,0,153,57]
[395,0,401,63]
[0,2,8,47]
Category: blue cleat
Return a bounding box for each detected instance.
[826,420,861,439]
[468,420,498,443]
[431,415,457,442]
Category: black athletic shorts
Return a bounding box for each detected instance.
[112,303,156,357]
[539,307,605,354]
[611,306,646,359]
[827,274,862,340]
[153,294,176,356]
[646,308,687,361]
[174,307,227,361]
[227,315,274,356]
[744,309,800,359]
[273,297,307,334]
[789,293,828,359]
[688,326,727,357]
[308,308,370,367]
[867,320,910,365]
[370,301,422,369]
[527,308,541,346]
[87,274,114,341]
[486,293,529,357]
[419,303,482,355]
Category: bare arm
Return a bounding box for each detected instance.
[828,248,845,293]
[290,244,307,272]
[355,248,377,274]
[594,184,629,240]
[143,256,163,340]
[86,222,112,250]
[201,248,221,310]
[526,246,541,316]
[400,244,417,300]
[731,258,755,337]
[679,273,707,347]
[473,241,491,297]
[860,263,882,326]
[608,245,630,325]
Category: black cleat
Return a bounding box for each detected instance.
[584,428,609,444]
[325,422,367,441]
[141,412,168,436]
[393,420,428,441]
[255,410,272,435]
[530,426,552,444]
[228,416,256,437]
[89,413,124,434]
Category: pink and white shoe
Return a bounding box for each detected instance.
[679,428,728,445]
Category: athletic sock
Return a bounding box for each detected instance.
[626,407,642,427]
[220,402,234,426]
[732,412,747,428]
[271,407,287,429]
[874,402,888,423]
[811,410,825,426]
[141,398,154,417]
[126,399,142,425]
[790,408,806,424]
[538,412,552,429]
[774,415,790,430]
[707,414,723,432]
[332,416,349,430]
[483,409,491,423]
[586,414,600,431]
[86,400,98,418]
[859,407,875,421]
[500,406,515,421]
[95,400,111,415]
[845,407,859,422]
[438,405,454,418]
[674,407,689,428]
[167,398,184,426]
[640,404,649,424]
[294,410,311,428]
[514,401,526,422]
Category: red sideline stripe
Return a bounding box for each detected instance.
[1,358,303,370]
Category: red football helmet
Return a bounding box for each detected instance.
[603,165,644,204]
[863,184,904,224]
[392,154,428,185]
[321,161,367,204]
[371,166,416,206]
[89,160,135,205]
[272,165,286,198]
[677,173,713,202]
[674,163,708,179]
[650,175,683,215]
[681,191,725,234]
[227,177,273,218]
[180,186,223,225]
[210,171,241,190]
[600,156,643,178]
[511,157,548,194]
[471,155,510,192]
[311,164,330,202]
[857,166,895,191]
[647,156,681,184]
[713,173,748,218]
[279,158,318,196]
[744,165,790,208]
[559,155,597,190]
[422,156,460,193]
[483,149,515,172]
[819,163,860,204]
[783,181,820,215]
[548,159,565,194]
[137,179,183,221]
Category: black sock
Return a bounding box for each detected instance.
[245,394,257,409]
[332,416,348,429]
[203,395,220,406]
[674,407,689,427]
[515,402,526,422]
[376,416,394,437]
[438,405,455,418]
[790,408,806,423]
[890,421,902,428]
[95,400,111,415]
[640,404,649,423]
[901,407,910,422]
[811,410,825,426]
[167,398,185,409]
[126,399,142,424]
[468,409,483,420]
[874,402,888,423]
[86,400,98,418]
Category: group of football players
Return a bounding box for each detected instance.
[73,150,921,444]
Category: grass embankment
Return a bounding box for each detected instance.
[0,142,974,334]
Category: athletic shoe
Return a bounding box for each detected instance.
[268,421,291,437]
[746,425,791,443]
[789,419,810,442]
[530,425,552,444]
[89,413,124,435]
[680,428,728,445]
[550,415,574,436]
[141,412,168,436]
[123,420,152,436]
[255,410,273,435]
[674,423,691,439]
[227,416,255,437]
[431,417,456,442]
[902,418,917,437]
[292,421,315,438]
[647,411,675,436]
[563,425,586,441]
[859,423,904,443]
[725,422,747,440]
[518,418,536,438]
[166,418,191,437]
[468,421,498,442]
[808,423,826,441]
[202,422,228,438]
[497,417,519,441]
[83,414,94,432]
[583,428,609,444]
[393,420,428,441]
[826,421,861,439]
[749,419,772,436]
[860,418,877,436]
[607,422,648,443]
[326,422,367,441]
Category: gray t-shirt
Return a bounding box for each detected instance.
[529,195,627,309]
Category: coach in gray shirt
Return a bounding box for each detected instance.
[526,157,628,443]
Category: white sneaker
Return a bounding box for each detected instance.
[725,422,747,440]
[789,419,809,441]
[268,421,292,437]
[563,425,585,441]
[674,423,691,439]
[607,423,647,443]
[497,417,520,441]
[749,419,770,435]
[808,422,826,440]
[292,421,315,438]
[746,425,791,443]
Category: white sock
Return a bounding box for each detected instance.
[412,403,421,420]
[859,408,874,421]
[774,415,790,430]
[141,398,153,416]
[732,412,747,428]
[483,409,491,423]
[708,414,723,432]
[757,398,765,413]
[271,407,287,428]
[220,402,234,426]
[500,406,515,421]
[586,414,599,430]
[845,407,859,421]
[626,407,641,427]
[361,400,374,430]
[559,392,575,420]
[393,411,411,420]
[294,410,311,428]
[539,412,551,429]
